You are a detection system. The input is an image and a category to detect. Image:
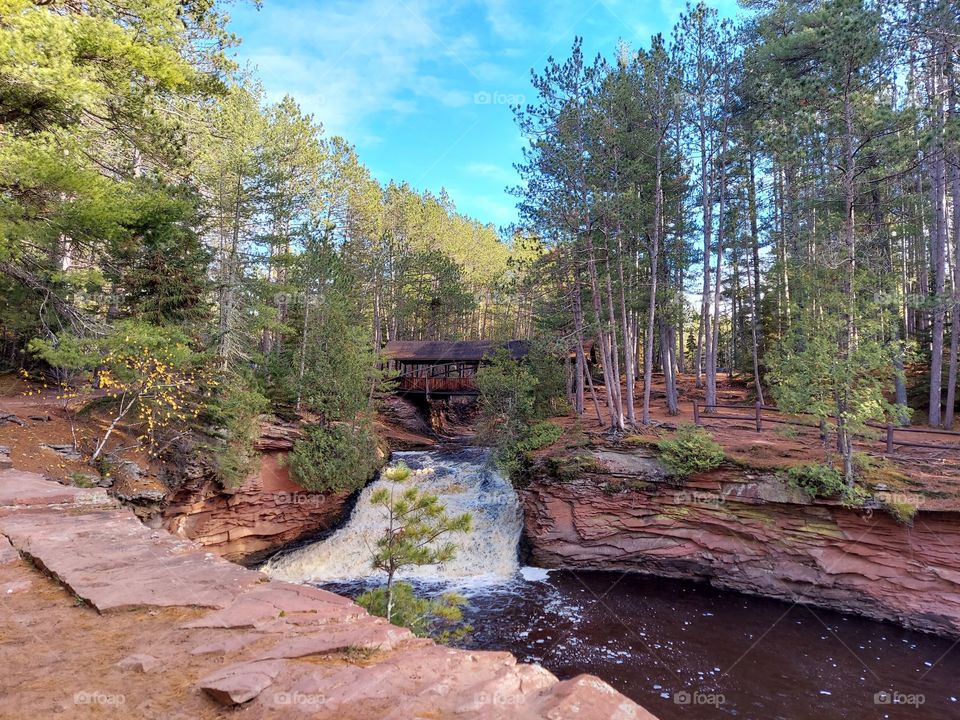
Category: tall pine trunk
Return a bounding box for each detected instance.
[643,138,663,424]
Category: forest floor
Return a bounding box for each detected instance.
[543,372,960,511]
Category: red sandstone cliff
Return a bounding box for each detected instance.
[521,448,960,638]
[164,451,352,564]
[163,408,435,564]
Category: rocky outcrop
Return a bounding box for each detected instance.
[522,449,960,638]
[163,452,352,565]
[160,415,436,564]
[380,395,478,440]
[0,465,655,720]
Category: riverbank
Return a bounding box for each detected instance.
[0,465,649,719]
[521,446,960,639]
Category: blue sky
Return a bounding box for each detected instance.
[227,0,739,229]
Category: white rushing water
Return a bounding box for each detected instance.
[262,449,522,584]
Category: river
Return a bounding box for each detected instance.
[265,449,960,719]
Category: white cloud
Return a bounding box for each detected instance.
[480,0,526,41]
[231,0,478,140]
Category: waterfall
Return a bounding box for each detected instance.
[262,449,522,583]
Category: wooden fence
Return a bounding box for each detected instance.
[691,400,960,457]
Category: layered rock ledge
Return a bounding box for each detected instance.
[161,413,435,564]
[163,451,353,565]
[522,449,960,638]
[0,466,654,719]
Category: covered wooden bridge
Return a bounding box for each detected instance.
[383,340,528,396]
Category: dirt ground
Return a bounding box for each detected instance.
[543,372,960,509]
[0,374,154,485]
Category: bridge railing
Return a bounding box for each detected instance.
[397,376,479,394]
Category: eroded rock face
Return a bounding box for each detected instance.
[163,452,351,565]
[522,454,960,638]
[159,413,433,564]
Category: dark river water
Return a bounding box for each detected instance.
[324,570,960,720]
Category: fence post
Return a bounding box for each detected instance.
[692,400,701,427]
[755,401,762,433]
[886,422,894,453]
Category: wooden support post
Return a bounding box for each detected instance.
[886,422,894,453]
[692,400,701,427]
[755,401,762,433]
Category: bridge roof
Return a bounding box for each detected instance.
[383,340,528,364]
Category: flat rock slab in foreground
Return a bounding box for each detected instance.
[0,467,113,507]
[0,466,657,719]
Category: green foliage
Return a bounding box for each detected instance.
[852,453,910,489]
[356,582,471,643]
[785,463,867,507]
[201,369,269,488]
[29,320,211,459]
[368,462,472,575]
[515,421,563,453]
[364,461,472,634]
[785,463,847,499]
[111,179,212,327]
[475,349,538,427]
[287,422,381,494]
[0,0,230,339]
[475,346,566,480]
[543,453,606,484]
[523,340,570,418]
[67,472,96,488]
[881,499,919,526]
[766,263,909,484]
[656,424,726,479]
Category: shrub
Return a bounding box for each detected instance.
[202,369,269,488]
[287,422,381,493]
[357,461,472,642]
[882,499,919,525]
[525,339,570,417]
[515,421,563,453]
[475,344,567,482]
[785,463,846,498]
[785,462,867,507]
[356,582,471,643]
[656,424,725,478]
